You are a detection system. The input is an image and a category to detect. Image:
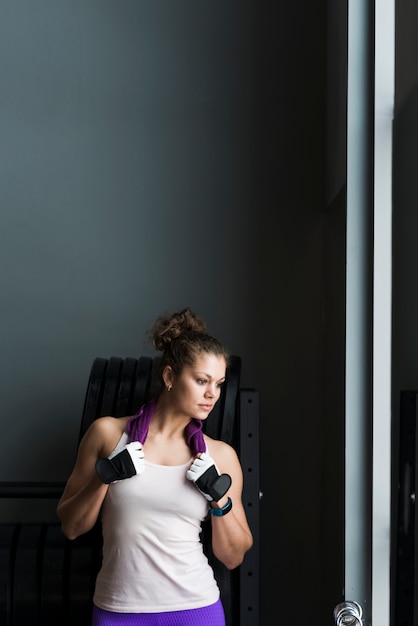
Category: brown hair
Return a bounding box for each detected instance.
[149,307,230,383]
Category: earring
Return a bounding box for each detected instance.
[167,385,172,392]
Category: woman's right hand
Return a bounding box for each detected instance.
[95,441,145,484]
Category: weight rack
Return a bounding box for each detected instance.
[0,355,260,626]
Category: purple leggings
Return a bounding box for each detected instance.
[91,599,226,626]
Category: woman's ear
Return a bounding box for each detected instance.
[162,366,173,390]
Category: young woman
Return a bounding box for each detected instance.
[57,307,253,626]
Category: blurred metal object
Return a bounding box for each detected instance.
[333,601,363,626]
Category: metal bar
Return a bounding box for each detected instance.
[239,389,260,626]
[346,0,374,619]
[372,0,394,622]
[7,523,21,626]
[0,483,66,499]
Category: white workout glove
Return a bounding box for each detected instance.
[186,452,231,502]
[95,441,145,484]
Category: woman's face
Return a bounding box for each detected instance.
[171,353,227,420]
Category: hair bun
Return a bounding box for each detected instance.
[149,307,207,351]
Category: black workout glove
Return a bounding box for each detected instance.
[95,441,145,484]
[186,452,231,502]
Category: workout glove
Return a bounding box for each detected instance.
[96,441,145,484]
[186,452,231,502]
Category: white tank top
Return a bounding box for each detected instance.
[93,433,220,613]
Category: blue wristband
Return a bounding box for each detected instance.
[210,497,232,516]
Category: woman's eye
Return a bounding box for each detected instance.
[197,378,206,385]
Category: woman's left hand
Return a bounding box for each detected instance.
[186,452,231,502]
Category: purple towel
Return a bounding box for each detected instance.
[126,399,206,455]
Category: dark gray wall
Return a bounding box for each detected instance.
[392,9,418,609]
[395,0,418,113]
[392,0,418,619]
[393,92,418,398]
[0,2,328,625]
[393,2,418,384]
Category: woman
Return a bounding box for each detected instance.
[57,307,253,626]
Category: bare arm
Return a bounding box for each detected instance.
[206,439,253,570]
[57,417,125,540]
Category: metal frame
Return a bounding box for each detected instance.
[239,389,260,626]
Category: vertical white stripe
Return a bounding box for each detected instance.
[346,0,373,619]
[373,0,394,623]
[346,0,394,623]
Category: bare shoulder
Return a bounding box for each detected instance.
[81,415,130,457]
[203,435,240,467]
[90,415,130,435]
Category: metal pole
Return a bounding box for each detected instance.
[345,0,374,620]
